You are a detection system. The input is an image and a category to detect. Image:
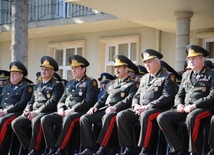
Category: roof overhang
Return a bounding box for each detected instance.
[65,0,214,32]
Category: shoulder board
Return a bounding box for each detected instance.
[85,76,93,80]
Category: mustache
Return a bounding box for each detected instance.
[116,71,120,74]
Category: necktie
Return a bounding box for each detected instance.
[150,75,154,81]
[75,80,80,88]
[191,72,197,84]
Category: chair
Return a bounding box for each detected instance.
[165,118,210,155]
[129,120,167,155]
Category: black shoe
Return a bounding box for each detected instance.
[139,148,148,155]
[53,148,65,155]
[116,147,137,155]
[107,148,117,155]
[168,150,175,155]
[48,147,58,155]
[74,148,95,155]
[42,148,49,155]
[176,149,189,155]
[208,149,214,155]
[94,147,106,155]
[28,149,39,155]
[0,148,7,155]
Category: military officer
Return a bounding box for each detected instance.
[75,55,139,155]
[11,56,64,155]
[36,72,62,83]
[40,55,98,155]
[134,65,147,82]
[0,62,33,154]
[205,60,214,69]
[128,61,139,79]
[0,70,10,93]
[157,45,214,155]
[208,115,214,155]
[97,72,115,100]
[161,60,182,85]
[116,49,177,155]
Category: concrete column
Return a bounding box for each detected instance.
[174,11,193,71]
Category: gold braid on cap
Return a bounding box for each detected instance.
[189,49,203,56]
[11,65,23,72]
[115,58,127,66]
[42,60,54,69]
[71,59,84,66]
[0,73,5,77]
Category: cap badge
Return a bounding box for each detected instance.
[43,60,50,66]
[115,58,122,64]
[144,53,150,58]
[0,73,4,77]
[72,59,78,65]
[189,49,196,55]
[11,65,20,72]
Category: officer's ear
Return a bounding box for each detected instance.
[20,73,24,79]
[124,66,129,73]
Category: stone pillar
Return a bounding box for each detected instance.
[174,11,193,72]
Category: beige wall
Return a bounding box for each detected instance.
[0,26,183,83]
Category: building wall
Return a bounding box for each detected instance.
[0,26,180,83]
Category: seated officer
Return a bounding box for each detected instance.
[36,72,62,83]
[161,60,182,86]
[157,45,214,155]
[75,55,139,155]
[41,55,98,155]
[128,61,139,79]
[0,62,33,154]
[12,56,64,155]
[205,60,214,69]
[116,49,177,155]
[0,70,10,93]
[97,72,115,100]
[135,65,148,82]
[208,116,214,155]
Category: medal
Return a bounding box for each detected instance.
[79,91,83,96]
[47,94,50,98]
[202,87,206,92]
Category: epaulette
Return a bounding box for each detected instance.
[86,76,93,80]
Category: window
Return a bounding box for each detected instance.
[203,38,214,63]
[100,35,140,75]
[48,40,86,80]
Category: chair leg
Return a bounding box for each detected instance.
[7,131,14,155]
[201,120,210,155]
[18,144,23,155]
[155,129,162,155]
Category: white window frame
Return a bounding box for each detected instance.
[203,38,214,63]
[99,35,140,74]
[48,40,86,80]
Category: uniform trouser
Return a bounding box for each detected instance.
[80,110,117,148]
[116,108,162,148]
[157,108,212,153]
[0,112,21,147]
[208,115,214,148]
[41,111,85,149]
[11,113,48,150]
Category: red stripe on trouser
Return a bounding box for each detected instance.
[0,116,16,146]
[192,111,211,152]
[35,124,43,150]
[60,117,80,149]
[101,116,116,147]
[143,112,160,148]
